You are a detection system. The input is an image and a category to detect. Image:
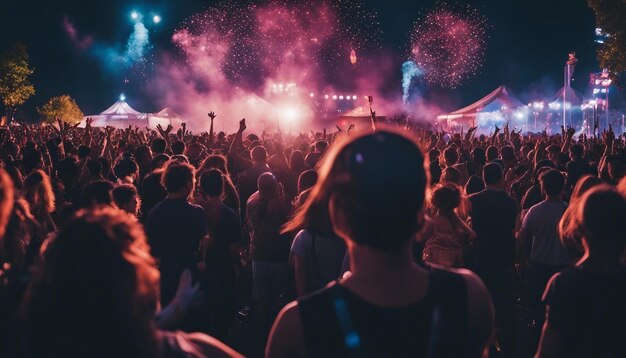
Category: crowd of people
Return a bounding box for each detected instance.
[0,114,625,357]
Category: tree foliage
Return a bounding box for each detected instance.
[0,44,35,114]
[588,0,626,86]
[38,95,84,124]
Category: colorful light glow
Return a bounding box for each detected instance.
[131,11,139,20]
[153,15,162,24]
[410,4,487,89]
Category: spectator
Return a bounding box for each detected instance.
[112,184,141,217]
[536,186,626,357]
[468,162,518,356]
[20,207,241,357]
[267,130,494,357]
[22,170,56,234]
[146,162,207,305]
[517,169,569,330]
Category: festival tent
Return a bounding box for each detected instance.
[436,85,528,131]
[147,107,184,129]
[549,86,585,107]
[336,105,385,130]
[80,100,149,129]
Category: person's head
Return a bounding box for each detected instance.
[151,137,166,154]
[546,144,561,163]
[465,175,485,195]
[185,142,205,162]
[251,145,268,164]
[21,207,159,357]
[23,169,55,214]
[315,140,328,153]
[443,147,459,166]
[483,162,503,187]
[81,180,115,207]
[140,169,167,218]
[289,150,305,171]
[576,185,626,261]
[285,130,428,253]
[112,184,140,216]
[441,166,461,185]
[570,144,584,159]
[77,145,91,161]
[0,169,14,240]
[539,169,565,198]
[606,154,626,182]
[431,183,462,214]
[113,158,139,183]
[162,161,195,198]
[151,153,170,170]
[486,146,499,162]
[297,169,318,194]
[86,159,103,177]
[98,157,111,178]
[199,169,224,199]
[135,145,153,166]
[171,140,185,155]
[200,154,229,175]
[429,149,440,163]
[572,175,602,200]
[500,146,515,164]
[472,147,486,166]
[257,172,278,200]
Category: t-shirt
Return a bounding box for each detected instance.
[146,198,208,305]
[246,192,291,262]
[468,189,518,272]
[566,158,593,188]
[521,200,569,265]
[543,266,626,357]
[290,229,346,290]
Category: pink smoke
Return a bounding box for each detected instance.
[63,16,93,50]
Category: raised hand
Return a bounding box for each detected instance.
[85,117,94,130]
[238,118,246,133]
[208,111,217,121]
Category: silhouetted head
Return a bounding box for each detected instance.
[199,169,224,198]
[431,183,462,214]
[539,169,565,197]
[162,162,195,198]
[483,162,503,186]
[289,129,428,253]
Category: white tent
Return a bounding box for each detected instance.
[147,107,183,129]
[436,86,528,131]
[81,100,149,129]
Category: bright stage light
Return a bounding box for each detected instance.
[339,95,344,100]
[352,95,357,100]
[119,93,126,101]
[332,95,337,100]
[153,15,161,24]
[324,95,329,99]
[131,11,139,20]
[280,106,300,122]
[310,92,315,97]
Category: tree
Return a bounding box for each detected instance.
[0,44,35,121]
[587,0,626,86]
[38,95,84,124]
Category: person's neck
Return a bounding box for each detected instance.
[545,195,562,202]
[167,192,189,200]
[343,242,428,306]
[486,183,503,191]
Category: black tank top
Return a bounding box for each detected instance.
[297,266,468,357]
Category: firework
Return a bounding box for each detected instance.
[172,0,381,88]
[410,4,488,89]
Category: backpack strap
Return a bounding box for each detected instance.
[427,267,469,357]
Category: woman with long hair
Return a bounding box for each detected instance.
[266,129,493,357]
[20,206,241,358]
[558,175,601,263]
[22,169,56,234]
[198,155,240,215]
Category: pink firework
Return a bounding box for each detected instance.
[411,5,488,89]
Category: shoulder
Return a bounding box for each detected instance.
[266,301,306,358]
[159,330,243,358]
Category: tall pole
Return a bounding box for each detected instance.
[563,64,568,128]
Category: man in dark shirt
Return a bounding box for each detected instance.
[469,162,518,356]
[146,161,207,306]
[565,144,593,189]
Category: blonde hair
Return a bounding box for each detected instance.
[23,169,55,214]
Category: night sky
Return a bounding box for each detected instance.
[0,0,603,120]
